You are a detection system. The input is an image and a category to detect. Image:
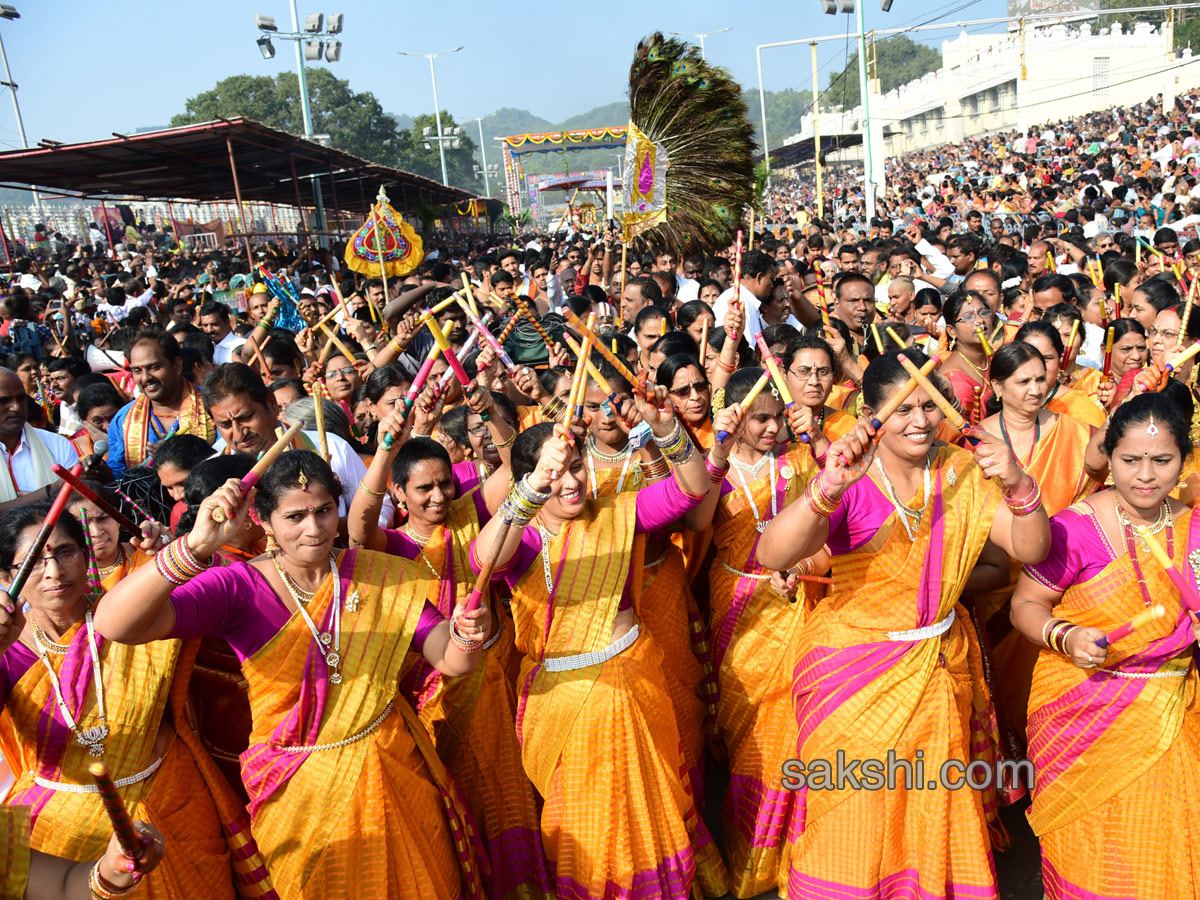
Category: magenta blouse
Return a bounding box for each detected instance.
[1023,507,1119,592]
[166,554,445,661]
[478,477,704,610]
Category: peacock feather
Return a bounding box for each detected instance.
[625,32,756,257]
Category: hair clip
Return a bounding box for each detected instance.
[1146,415,1160,438]
[298,470,310,492]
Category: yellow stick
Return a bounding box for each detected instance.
[896,353,966,431]
[460,273,480,317]
[885,326,908,348]
[311,381,329,462]
[318,323,358,363]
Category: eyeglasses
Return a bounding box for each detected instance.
[467,422,491,437]
[13,545,82,575]
[669,381,709,399]
[1147,328,1181,341]
[324,366,356,380]
[957,310,994,323]
[789,366,833,380]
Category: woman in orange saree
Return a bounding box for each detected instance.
[973,341,1106,741]
[695,368,824,898]
[350,429,551,900]
[781,335,857,454]
[0,506,241,900]
[1014,323,1107,429]
[759,348,1051,900]
[1011,392,1200,899]
[473,397,735,900]
[94,450,492,900]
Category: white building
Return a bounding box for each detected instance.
[785,20,1200,176]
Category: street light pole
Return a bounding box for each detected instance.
[666,26,732,61]
[0,9,41,220]
[756,45,771,186]
[854,1,875,220]
[398,47,463,188]
[287,0,324,235]
[472,112,496,197]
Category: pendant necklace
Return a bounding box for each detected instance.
[34,610,108,757]
[731,451,778,532]
[874,452,932,542]
[280,557,343,685]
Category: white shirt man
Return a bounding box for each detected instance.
[213,330,247,365]
[712,284,765,342]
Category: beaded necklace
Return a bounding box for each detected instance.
[278,557,343,685]
[731,450,778,532]
[33,610,108,757]
[404,524,443,581]
[1116,500,1175,608]
[585,433,633,499]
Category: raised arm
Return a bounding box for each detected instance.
[684,404,744,530]
[348,407,410,551]
[92,479,253,644]
[966,425,1051,565]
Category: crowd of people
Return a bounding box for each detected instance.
[0,80,1199,900]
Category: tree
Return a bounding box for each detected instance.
[395,113,478,191]
[824,35,941,110]
[172,69,405,165]
[758,88,816,150]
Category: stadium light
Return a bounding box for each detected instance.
[304,13,323,32]
[326,13,343,33]
[254,13,277,31]
[257,35,276,58]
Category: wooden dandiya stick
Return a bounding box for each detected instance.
[815,269,831,328]
[318,323,358,364]
[562,332,634,429]
[1060,319,1080,372]
[1138,529,1200,612]
[1102,326,1115,379]
[562,309,650,399]
[885,326,908,348]
[429,292,463,315]
[109,483,157,528]
[568,313,597,423]
[870,323,885,355]
[619,242,628,307]
[246,335,272,381]
[716,369,771,443]
[517,300,555,352]
[895,353,977,442]
[8,468,81,598]
[975,325,994,360]
[460,273,480,317]
[1180,276,1197,341]
[1096,603,1165,648]
[78,509,103,598]
[699,317,710,364]
[51,465,138,535]
[204,421,304,523]
[398,342,444,422]
[495,311,521,346]
[1164,341,1200,377]
[795,573,835,586]
[868,353,942,430]
[310,381,329,462]
[88,762,142,860]
[748,209,755,251]
[1114,283,1122,315]
[755,331,801,437]
[730,231,744,325]
[423,314,472,388]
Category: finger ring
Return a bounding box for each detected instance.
[212,508,228,523]
[1088,655,1094,663]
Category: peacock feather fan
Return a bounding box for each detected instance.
[622,32,756,258]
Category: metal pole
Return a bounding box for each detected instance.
[289,0,326,241]
[855,0,875,221]
[0,29,40,220]
[430,55,449,187]
[757,46,770,184]
[812,42,823,219]
[476,116,491,197]
[699,35,706,60]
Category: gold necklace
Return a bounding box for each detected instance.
[31,619,72,655]
[271,552,320,605]
[404,525,442,579]
[960,350,988,379]
[96,547,126,578]
[1115,499,1172,537]
[585,432,629,464]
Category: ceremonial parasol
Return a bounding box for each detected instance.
[344,187,424,279]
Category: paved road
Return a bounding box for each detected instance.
[703,758,1045,900]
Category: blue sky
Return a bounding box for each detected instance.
[0,0,1010,150]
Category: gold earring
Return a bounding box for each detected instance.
[265,533,280,554]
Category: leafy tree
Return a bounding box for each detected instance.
[172,69,405,165]
[395,113,478,191]
[758,88,816,151]
[824,35,941,110]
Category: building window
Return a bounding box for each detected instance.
[1093,57,1110,96]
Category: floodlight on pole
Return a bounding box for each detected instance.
[325,40,340,62]
[257,35,276,58]
[254,13,277,30]
[397,46,464,188]
[304,13,322,32]
[470,112,497,197]
[666,25,732,61]
[304,40,323,60]
[326,13,343,33]
[0,4,42,220]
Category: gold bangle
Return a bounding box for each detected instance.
[493,430,515,449]
[359,483,387,499]
[89,861,138,898]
